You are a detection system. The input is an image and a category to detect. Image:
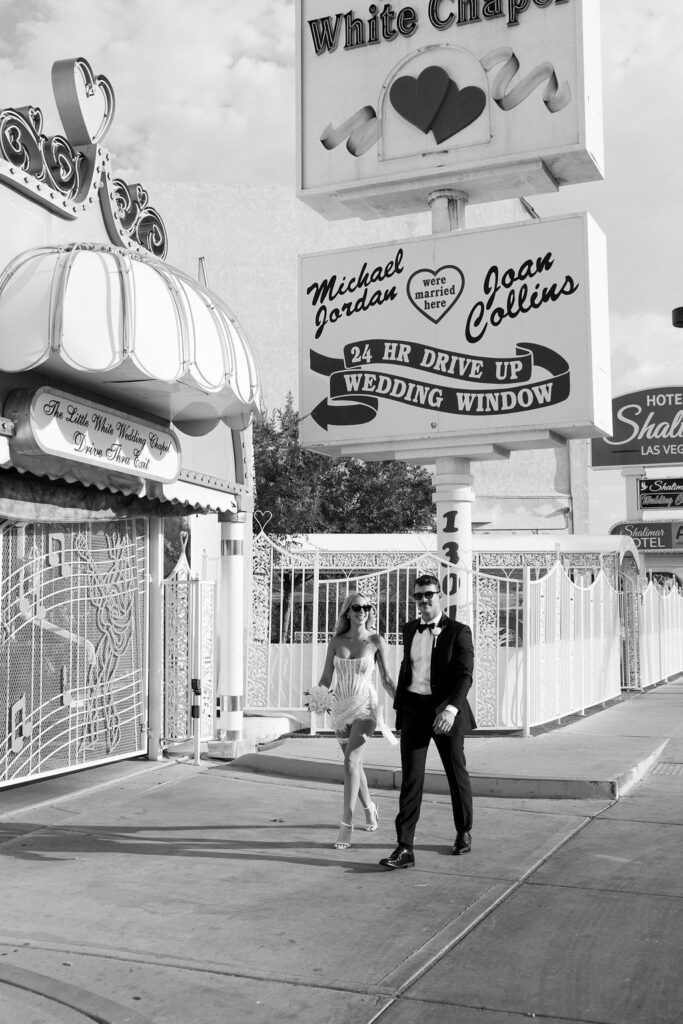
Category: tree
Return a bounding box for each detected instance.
[253,394,435,533]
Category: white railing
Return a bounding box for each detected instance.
[639,581,683,688]
[249,537,625,732]
[520,563,622,734]
[248,531,683,735]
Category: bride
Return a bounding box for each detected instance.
[314,591,397,850]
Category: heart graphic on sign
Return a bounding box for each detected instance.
[389,67,450,134]
[431,80,487,144]
[407,266,465,324]
[390,64,486,144]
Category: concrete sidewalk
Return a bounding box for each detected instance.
[234,678,681,799]
[0,677,681,1024]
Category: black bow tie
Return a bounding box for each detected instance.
[417,621,435,633]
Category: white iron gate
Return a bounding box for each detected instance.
[0,518,148,787]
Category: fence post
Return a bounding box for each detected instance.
[659,592,665,684]
[522,567,532,737]
[190,580,202,765]
[310,555,320,735]
[147,518,164,760]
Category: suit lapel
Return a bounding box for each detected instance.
[430,614,450,679]
[405,619,419,653]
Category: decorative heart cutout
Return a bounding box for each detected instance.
[51,57,115,147]
[24,106,43,134]
[407,266,465,324]
[253,510,273,533]
[390,66,450,134]
[431,81,486,144]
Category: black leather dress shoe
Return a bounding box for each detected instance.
[379,845,415,869]
[452,831,472,855]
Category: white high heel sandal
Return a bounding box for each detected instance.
[363,802,379,832]
[334,822,354,849]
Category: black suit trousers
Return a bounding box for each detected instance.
[395,693,473,849]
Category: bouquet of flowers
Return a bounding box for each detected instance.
[305,684,332,715]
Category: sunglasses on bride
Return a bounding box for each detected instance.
[350,604,372,613]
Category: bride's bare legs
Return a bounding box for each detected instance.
[335,719,373,846]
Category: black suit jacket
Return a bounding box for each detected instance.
[394,614,477,735]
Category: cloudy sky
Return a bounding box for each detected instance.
[0,0,679,531]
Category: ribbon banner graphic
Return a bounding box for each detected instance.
[320,48,571,157]
[310,342,570,430]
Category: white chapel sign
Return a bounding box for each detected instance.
[297,0,603,218]
[299,212,611,459]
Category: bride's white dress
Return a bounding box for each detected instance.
[331,654,397,745]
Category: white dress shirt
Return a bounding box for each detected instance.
[407,615,440,694]
[407,616,458,717]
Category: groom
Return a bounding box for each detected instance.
[380,573,476,870]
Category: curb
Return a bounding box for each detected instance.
[231,741,669,800]
[0,964,154,1024]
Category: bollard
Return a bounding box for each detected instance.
[191,677,201,765]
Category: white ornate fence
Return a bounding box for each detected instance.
[639,580,683,688]
[247,531,650,733]
[521,563,622,730]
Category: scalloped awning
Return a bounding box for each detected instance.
[0,243,262,432]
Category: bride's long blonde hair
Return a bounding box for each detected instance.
[334,591,377,636]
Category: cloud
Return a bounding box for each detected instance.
[0,0,296,184]
[609,310,682,394]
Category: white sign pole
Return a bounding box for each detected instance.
[434,455,475,627]
[214,512,246,755]
[428,190,474,627]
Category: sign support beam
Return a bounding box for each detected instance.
[428,189,468,235]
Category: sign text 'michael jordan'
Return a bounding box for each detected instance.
[306,244,580,343]
[307,0,571,55]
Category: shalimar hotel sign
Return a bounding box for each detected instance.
[297,0,603,218]
[610,521,683,552]
[591,388,683,469]
[6,387,180,484]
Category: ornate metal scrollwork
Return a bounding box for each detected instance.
[0,58,167,259]
[103,178,168,260]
